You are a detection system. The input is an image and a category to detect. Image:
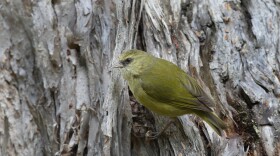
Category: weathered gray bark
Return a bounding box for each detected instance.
[0,0,279,156]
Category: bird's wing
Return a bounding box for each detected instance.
[178,74,215,109]
[139,59,213,112]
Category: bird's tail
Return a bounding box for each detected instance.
[194,111,227,136]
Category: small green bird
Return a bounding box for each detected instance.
[116,49,227,136]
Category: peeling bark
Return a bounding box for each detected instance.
[0,0,279,156]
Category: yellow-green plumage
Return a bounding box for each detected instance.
[117,49,227,136]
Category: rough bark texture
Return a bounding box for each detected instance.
[0,0,279,156]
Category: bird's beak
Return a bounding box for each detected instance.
[112,62,124,68]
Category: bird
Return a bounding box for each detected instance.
[115,49,227,137]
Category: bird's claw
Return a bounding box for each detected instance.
[145,130,161,140]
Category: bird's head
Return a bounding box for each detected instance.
[115,49,154,79]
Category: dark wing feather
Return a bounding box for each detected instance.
[179,74,215,110]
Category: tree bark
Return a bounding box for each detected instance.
[0,0,279,156]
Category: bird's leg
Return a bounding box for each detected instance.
[146,118,176,140]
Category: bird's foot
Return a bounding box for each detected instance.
[145,130,162,140]
[132,131,161,140]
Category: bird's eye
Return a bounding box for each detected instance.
[121,58,133,66]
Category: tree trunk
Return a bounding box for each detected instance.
[0,0,279,155]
